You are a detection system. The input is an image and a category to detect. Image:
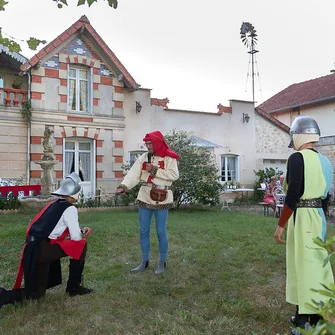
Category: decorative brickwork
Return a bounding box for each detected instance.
[217,103,232,114]
[115,171,123,178]
[32,76,42,83]
[56,138,63,145]
[114,86,123,93]
[114,101,123,108]
[31,153,42,160]
[67,116,93,122]
[60,78,67,86]
[31,136,43,144]
[45,68,59,78]
[31,92,42,100]
[56,171,63,179]
[101,76,113,86]
[31,170,42,178]
[55,154,63,162]
[114,141,123,148]
[115,156,123,163]
[151,97,169,108]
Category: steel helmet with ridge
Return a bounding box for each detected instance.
[51,172,81,197]
[288,115,320,148]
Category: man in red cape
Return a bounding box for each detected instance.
[116,131,179,274]
[0,173,93,309]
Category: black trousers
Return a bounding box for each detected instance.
[30,240,87,299]
[1,240,87,307]
[294,305,322,327]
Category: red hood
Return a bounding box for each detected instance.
[143,131,180,159]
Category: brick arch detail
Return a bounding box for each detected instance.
[53,125,106,180]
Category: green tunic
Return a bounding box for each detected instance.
[286,149,334,313]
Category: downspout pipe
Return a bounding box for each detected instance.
[26,71,31,185]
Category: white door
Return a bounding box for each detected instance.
[63,138,95,199]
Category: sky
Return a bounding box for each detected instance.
[1,0,335,112]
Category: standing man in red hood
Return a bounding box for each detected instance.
[116,131,179,274]
[0,172,93,309]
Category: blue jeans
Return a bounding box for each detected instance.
[138,207,168,262]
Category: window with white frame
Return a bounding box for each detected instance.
[68,66,91,113]
[129,151,146,167]
[64,140,92,181]
[220,155,239,182]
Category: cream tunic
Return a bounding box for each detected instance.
[120,152,179,209]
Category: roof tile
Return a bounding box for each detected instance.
[257,74,335,113]
[20,15,139,90]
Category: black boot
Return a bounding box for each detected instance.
[0,287,25,309]
[66,260,92,297]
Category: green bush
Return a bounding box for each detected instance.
[0,196,21,210]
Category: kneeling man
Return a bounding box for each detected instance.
[0,172,93,309]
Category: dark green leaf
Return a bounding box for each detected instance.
[26,37,47,51]
[57,3,63,8]
[0,0,8,11]
[77,0,86,5]
[87,0,97,7]
[107,0,118,8]
[0,37,21,52]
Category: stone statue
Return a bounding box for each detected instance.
[42,127,55,161]
[43,126,54,153]
[33,126,58,197]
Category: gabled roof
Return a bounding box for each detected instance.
[257,74,335,114]
[20,15,139,90]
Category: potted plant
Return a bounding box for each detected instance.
[12,79,22,89]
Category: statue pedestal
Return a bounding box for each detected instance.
[19,196,57,213]
[34,160,59,196]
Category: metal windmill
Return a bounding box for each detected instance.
[240,22,259,104]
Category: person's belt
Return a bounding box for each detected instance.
[141,182,171,190]
[26,236,49,243]
[296,198,322,208]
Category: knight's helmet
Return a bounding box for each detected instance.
[288,115,320,148]
[52,172,81,200]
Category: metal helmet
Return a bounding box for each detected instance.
[288,115,320,148]
[52,172,81,197]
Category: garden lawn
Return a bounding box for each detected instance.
[0,208,333,335]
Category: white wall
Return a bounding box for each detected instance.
[123,90,258,187]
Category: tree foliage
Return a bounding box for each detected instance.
[164,130,223,209]
[0,0,118,52]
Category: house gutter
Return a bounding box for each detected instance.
[265,96,335,114]
[26,71,31,185]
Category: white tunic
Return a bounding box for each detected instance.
[48,206,82,241]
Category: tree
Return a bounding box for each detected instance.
[164,130,223,209]
[0,0,118,52]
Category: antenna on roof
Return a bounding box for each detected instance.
[240,22,261,104]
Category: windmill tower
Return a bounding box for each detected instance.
[240,22,260,104]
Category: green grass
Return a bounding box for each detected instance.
[0,208,333,335]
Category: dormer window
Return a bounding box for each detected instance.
[68,66,91,113]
